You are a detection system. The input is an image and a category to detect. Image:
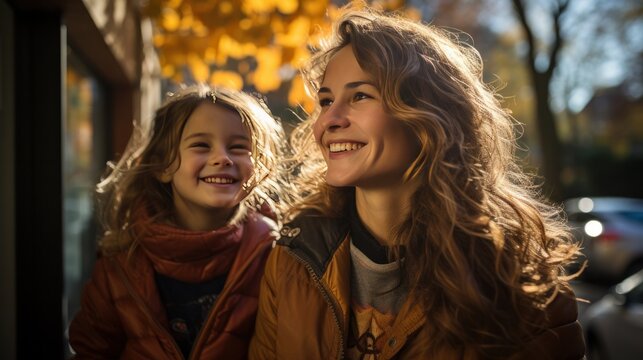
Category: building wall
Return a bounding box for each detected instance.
[0,2,16,358]
[2,0,159,358]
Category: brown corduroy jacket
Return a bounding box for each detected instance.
[249,213,586,360]
[70,213,276,360]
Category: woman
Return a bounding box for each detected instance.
[250,7,585,360]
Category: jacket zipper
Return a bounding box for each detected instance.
[112,259,185,360]
[286,248,346,360]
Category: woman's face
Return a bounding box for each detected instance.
[313,46,419,189]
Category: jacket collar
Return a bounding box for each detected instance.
[277,210,350,278]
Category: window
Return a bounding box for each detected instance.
[63,46,108,354]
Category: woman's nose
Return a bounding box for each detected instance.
[317,103,350,132]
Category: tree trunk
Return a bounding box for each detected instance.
[512,0,569,201]
[534,72,563,200]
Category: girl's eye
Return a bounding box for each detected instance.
[319,98,333,107]
[190,142,209,148]
[230,143,251,151]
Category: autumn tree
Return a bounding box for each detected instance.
[141,0,414,115]
[511,0,570,201]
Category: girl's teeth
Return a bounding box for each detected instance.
[204,177,233,184]
[329,142,364,153]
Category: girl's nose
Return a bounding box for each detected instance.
[209,150,233,167]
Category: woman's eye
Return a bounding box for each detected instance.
[353,92,371,101]
[319,98,333,107]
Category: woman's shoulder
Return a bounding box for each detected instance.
[519,286,585,359]
[276,210,348,250]
[269,210,350,278]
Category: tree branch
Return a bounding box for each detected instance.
[547,0,571,81]
[511,0,537,74]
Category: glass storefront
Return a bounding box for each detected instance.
[63,46,108,355]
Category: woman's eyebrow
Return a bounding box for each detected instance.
[345,80,375,89]
[318,80,376,94]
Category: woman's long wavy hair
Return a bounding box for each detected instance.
[98,85,292,254]
[291,7,581,358]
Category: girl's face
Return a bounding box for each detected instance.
[161,102,254,229]
[313,46,419,189]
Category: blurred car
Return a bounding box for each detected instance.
[565,197,643,282]
[581,269,643,360]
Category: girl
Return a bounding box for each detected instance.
[70,85,291,359]
[250,7,585,360]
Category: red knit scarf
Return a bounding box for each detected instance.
[136,213,243,283]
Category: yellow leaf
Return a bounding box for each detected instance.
[241,42,257,57]
[277,0,298,15]
[404,7,422,21]
[270,17,285,34]
[188,53,210,82]
[276,16,311,47]
[162,8,181,31]
[172,71,184,83]
[303,0,329,16]
[210,71,244,90]
[153,33,165,47]
[239,18,253,31]
[162,64,175,77]
[192,20,209,37]
[179,5,194,31]
[252,69,281,92]
[288,74,315,113]
[204,47,217,62]
[219,1,234,15]
[291,46,311,68]
[256,47,282,69]
[219,34,256,60]
[164,0,182,10]
[242,0,276,14]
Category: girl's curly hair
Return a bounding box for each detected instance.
[97,84,293,254]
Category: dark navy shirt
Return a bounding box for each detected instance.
[155,273,227,357]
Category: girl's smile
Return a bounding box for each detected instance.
[161,102,254,230]
[200,174,237,184]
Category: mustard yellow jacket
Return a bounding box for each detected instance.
[249,214,586,360]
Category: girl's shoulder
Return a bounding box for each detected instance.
[243,210,278,235]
